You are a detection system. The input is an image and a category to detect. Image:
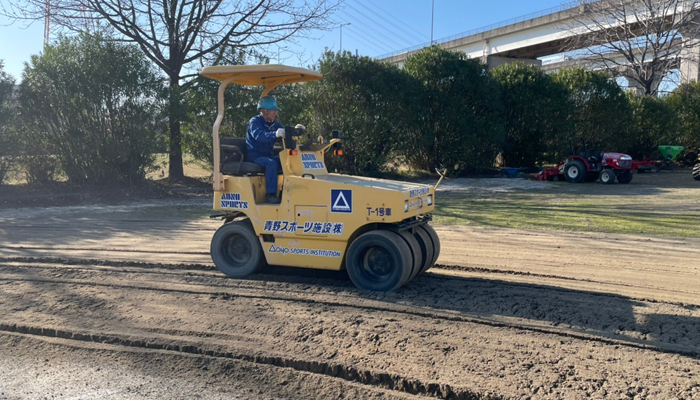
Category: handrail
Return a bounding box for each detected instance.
[212,76,236,191]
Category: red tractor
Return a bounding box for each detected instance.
[559,139,633,184]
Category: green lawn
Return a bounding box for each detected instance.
[433,178,700,238]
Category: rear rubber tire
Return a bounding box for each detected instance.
[345,230,413,292]
[418,224,440,269]
[397,230,423,281]
[412,226,434,275]
[210,221,264,278]
[693,163,700,181]
[617,171,633,184]
[600,169,616,184]
[564,161,586,183]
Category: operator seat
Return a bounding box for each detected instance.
[220,137,264,175]
[220,137,282,176]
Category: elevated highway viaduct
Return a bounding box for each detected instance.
[379,2,700,86]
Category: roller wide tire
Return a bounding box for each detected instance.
[398,230,424,281]
[693,163,700,181]
[210,221,264,278]
[345,230,413,292]
[412,226,435,275]
[417,224,440,270]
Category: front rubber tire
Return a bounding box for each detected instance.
[564,161,586,183]
[600,169,616,184]
[210,221,264,278]
[345,230,413,292]
[617,171,633,184]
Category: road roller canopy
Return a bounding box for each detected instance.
[199,64,322,97]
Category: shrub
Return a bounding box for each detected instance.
[302,51,420,176]
[403,46,505,174]
[665,82,700,162]
[0,61,16,184]
[19,33,165,185]
[625,93,678,159]
[490,63,573,167]
[551,68,632,156]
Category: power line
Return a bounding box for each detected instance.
[331,20,392,53]
[342,29,389,54]
[350,0,428,44]
[342,5,416,48]
[356,0,428,41]
[332,21,400,54]
[345,26,396,53]
[339,10,413,49]
[338,16,407,51]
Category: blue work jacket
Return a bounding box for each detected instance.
[246,114,283,160]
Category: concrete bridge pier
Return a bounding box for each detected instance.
[680,14,700,84]
[680,38,700,84]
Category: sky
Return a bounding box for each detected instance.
[0,0,569,81]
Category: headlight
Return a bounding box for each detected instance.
[427,195,433,205]
[404,200,409,212]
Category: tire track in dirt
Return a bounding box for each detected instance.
[1,259,698,359]
[0,245,210,255]
[3,255,699,308]
[433,264,700,301]
[0,323,487,400]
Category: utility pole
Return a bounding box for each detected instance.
[339,22,351,52]
[44,0,50,47]
[430,0,434,44]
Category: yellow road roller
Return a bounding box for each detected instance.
[200,64,440,291]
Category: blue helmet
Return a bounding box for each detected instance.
[257,96,279,111]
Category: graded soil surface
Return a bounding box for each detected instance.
[1,172,699,399]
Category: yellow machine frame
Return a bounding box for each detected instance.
[201,65,438,290]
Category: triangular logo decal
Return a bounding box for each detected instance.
[331,189,353,213]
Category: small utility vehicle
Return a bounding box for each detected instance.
[559,139,633,184]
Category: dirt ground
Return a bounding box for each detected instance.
[1,171,699,399]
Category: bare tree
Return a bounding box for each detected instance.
[1,0,339,179]
[566,0,700,96]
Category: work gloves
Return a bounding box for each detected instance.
[275,128,285,138]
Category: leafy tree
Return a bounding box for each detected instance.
[19,33,165,185]
[567,0,700,96]
[666,81,700,153]
[404,46,505,174]
[298,51,420,176]
[551,67,632,156]
[0,61,16,183]
[626,93,678,159]
[2,0,339,180]
[490,63,573,167]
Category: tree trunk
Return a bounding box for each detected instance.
[168,79,184,180]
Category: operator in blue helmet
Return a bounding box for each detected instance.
[246,96,305,204]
